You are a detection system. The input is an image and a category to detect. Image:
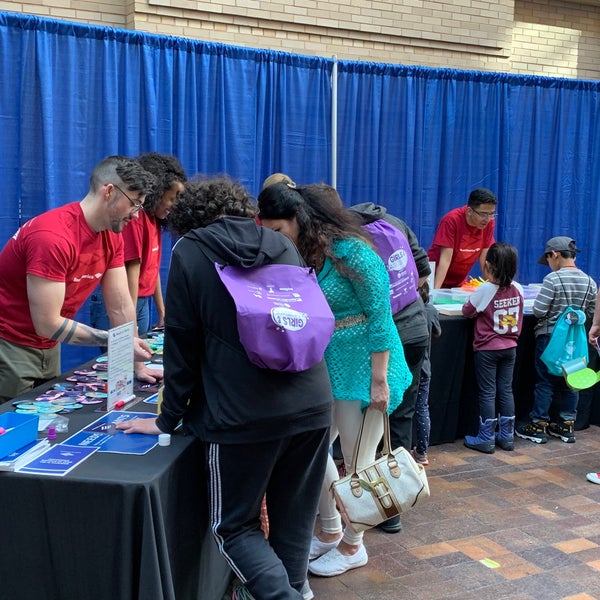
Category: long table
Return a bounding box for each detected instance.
[428,314,600,445]
[0,377,230,600]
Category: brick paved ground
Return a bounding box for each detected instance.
[309,425,600,600]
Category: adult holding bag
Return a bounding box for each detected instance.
[117,176,333,600]
[258,182,412,578]
[516,237,596,445]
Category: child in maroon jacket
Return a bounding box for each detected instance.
[462,242,524,453]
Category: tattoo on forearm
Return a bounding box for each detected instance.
[62,320,79,344]
[77,324,109,345]
[50,319,70,341]
[50,319,109,345]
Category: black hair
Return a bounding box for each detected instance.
[136,152,187,216]
[467,188,497,207]
[168,175,256,236]
[89,155,155,195]
[558,250,577,260]
[257,182,367,277]
[485,242,517,287]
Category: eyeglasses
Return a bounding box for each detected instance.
[471,208,497,220]
[114,184,144,213]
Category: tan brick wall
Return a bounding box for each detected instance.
[511,0,600,80]
[2,0,600,79]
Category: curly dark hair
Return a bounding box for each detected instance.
[136,152,187,216]
[168,175,257,236]
[257,182,367,277]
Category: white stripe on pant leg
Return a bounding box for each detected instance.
[207,442,246,582]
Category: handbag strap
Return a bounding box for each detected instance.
[347,409,393,476]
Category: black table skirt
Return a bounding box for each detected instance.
[428,314,600,445]
[0,374,232,600]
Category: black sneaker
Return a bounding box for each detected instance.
[548,420,575,443]
[515,420,548,444]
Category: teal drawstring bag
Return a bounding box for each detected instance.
[540,307,588,376]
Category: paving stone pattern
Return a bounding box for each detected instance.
[309,425,600,600]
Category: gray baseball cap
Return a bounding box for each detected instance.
[537,236,580,265]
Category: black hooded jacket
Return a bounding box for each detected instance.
[156,217,333,444]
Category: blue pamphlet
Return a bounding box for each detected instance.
[16,444,98,476]
[63,411,158,455]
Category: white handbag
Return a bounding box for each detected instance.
[331,410,430,533]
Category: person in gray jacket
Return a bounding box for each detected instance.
[349,202,430,533]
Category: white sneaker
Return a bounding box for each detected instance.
[308,545,368,577]
[308,535,341,560]
[586,472,600,484]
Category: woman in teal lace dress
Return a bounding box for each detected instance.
[258,182,411,578]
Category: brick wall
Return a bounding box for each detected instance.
[1,0,599,79]
[511,0,600,80]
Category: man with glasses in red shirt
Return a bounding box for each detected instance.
[0,155,158,403]
[428,188,498,289]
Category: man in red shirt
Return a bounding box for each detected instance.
[427,188,498,289]
[0,155,159,403]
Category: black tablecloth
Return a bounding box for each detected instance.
[428,314,600,445]
[0,376,229,600]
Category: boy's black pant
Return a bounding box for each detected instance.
[207,427,330,600]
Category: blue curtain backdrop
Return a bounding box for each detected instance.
[335,61,600,284]
[0,12,331,369]
[1,11,600,370]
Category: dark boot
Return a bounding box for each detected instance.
[464,417,497,454]
[496,415,515,451]
[377,515,402,534]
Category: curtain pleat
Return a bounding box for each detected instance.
[1,12,600,370]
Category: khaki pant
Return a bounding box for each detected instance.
[0,337,60,403]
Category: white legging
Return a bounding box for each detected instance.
[317,400,384,547]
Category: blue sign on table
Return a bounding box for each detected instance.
[64,411,158,455]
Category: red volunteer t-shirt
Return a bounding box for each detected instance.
[0,202,124,349]
[427,206,495,288]
[122,211,162,298]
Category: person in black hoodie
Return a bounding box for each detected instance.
[117,175,333,600]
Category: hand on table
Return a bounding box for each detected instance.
[135,362,164,383]
[116,416,162,435]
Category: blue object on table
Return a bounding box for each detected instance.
[0,412,39,459]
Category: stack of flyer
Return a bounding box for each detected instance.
[0,438,51,471]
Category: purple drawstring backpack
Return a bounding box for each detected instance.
[361,219,419,314]
[215,262,335,372]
